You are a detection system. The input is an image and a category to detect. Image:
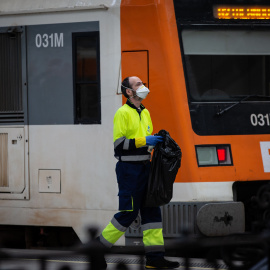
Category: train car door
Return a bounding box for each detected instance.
[0,27,29,199]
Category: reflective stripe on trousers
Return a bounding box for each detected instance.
[100,217,127,247]
[101,218,165,253]
[142,222,165,253]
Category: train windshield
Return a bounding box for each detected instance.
[182,30,270,102]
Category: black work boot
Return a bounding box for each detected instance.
[145,257,180,269]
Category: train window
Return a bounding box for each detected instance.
[73,32,101,124]
[182,30,270,102]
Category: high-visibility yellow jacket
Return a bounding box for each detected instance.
[113,99,153,162]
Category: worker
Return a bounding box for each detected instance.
[98,76,180,269]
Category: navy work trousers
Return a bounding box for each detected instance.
[114,161,164,258]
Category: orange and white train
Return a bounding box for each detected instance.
[0,0,269,247]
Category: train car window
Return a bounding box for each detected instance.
[73,32,101,124]
[182,30,270,102]
[0,32,23,119]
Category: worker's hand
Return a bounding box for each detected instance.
[145,135,164,146]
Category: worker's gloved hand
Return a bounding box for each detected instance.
[145,135,164,146]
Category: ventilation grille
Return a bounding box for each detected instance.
[0,32,24,124]
[125,202,207,238]
[162,202,205,236]
[0,133,8,187]
[0,112,24,124]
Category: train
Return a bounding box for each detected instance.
[0,0,270,248]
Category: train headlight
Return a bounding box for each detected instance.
[195,145,233,166]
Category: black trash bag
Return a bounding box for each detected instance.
[144,130,182,207]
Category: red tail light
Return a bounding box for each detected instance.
[217,148,226,162]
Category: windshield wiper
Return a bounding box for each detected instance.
[216,95,270,116]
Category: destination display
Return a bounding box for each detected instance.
[214,6,270,19]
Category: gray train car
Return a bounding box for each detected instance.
[0,0,122,247]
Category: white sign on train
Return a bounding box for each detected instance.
[35,33,64,48]
[250,113,270,126]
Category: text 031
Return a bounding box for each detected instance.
[250,113,270,126]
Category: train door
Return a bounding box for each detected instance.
[0,27,29,199]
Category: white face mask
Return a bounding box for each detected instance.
[134,85,150,100]
[121,84,150,100]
